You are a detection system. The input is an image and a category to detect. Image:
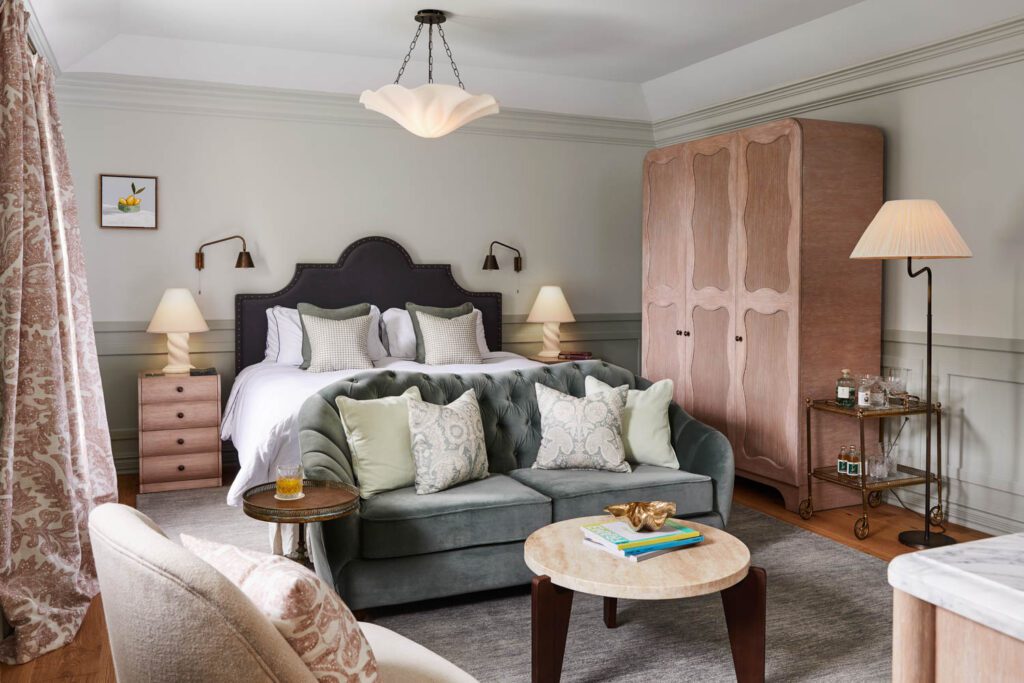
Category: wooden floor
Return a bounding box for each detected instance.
[1,475,990,681]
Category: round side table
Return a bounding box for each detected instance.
[242,479,359,567]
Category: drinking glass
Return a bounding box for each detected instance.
[276,464,304,500]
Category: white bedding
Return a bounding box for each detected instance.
[222,352,542,505]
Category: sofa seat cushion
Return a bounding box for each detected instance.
[359,474,551,559]
[509,465,713,521]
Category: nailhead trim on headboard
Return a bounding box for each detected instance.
[234,236,503,374]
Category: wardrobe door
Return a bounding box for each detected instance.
[681,134,737,438]
[641,147,687,403]
[733,119,802,483]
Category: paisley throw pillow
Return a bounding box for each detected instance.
[407,389,490,494]
[181,535,379,683]
[533,382,631,472]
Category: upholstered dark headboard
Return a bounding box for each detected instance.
[235,236,502,373]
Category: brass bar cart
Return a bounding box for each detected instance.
[799,398,944,540]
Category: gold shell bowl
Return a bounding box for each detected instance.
[603,501,677,532]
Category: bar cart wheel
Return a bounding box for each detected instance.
[867,491,882,508]
[854,517,869,540]
[798,499,813,520]
[929,505,944,526]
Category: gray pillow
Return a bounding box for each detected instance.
[533,382,631,473]
[298,302,371,370]
[407,389,489,494]
[406,302,473,363]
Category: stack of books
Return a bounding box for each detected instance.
[581,519,704,562]
[557,351,593,360]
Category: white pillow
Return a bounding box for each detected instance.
[274,305,386,365]
[382,307,489,360]
[264,308,280,361]
[585,376,678,469]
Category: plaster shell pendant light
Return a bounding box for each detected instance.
[360,9,499,138]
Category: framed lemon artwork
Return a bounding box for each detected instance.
[100,174,158,229]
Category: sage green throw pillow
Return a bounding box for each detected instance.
[336,386,421,499]
[406,302,473,363]
[585,376,678,469]
[298,302,371,370]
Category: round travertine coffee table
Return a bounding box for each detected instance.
[524,515,766,683]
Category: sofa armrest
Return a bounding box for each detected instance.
[298,393,360,592]
[668,404,735,527]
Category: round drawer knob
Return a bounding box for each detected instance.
[735,336,743,342]
[177,412,184,419]
[177,438,185,445]
[683,331,691,337]
[177,465,185,472]
[176,386,184,393]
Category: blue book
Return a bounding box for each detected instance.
[623,535,704,556]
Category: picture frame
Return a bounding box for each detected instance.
[99,174,158,229]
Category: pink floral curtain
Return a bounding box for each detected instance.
[0,0,117,664]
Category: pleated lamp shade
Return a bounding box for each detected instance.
[851,200,972,260]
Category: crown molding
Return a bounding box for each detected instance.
[55,72,653,148]
[653,15,1024,146]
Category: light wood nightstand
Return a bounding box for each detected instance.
[138,371,222,493]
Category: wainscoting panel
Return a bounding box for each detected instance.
[98,314,641,474]
[882,331,1024,534]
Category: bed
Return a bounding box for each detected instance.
[223,236,541,505]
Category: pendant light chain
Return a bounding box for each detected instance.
[437,24,465,90]
[427,23,434,84]
[393,22,424,84]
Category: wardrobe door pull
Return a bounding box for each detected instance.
[177,465,186,472]
[735,336,743,342]
[683,331,691,337]
[176,438,185,445]
[176,386,184,393]
[675,330,682,336]
[177,412,184,419]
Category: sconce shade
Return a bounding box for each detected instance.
[236,251,255,268]
[146,288,209,334]
[527,286,575,323]
[482,254,499,270]
[851,200,972,260]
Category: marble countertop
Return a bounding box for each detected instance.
[888,532,1024,641]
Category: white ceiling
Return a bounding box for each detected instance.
[28,0,1024,121]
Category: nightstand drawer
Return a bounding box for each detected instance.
[141,401,219,430]
[141,452,220,484]
[140,374,219,403]
[141,426,220,457]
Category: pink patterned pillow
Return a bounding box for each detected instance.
[181,535,379,683]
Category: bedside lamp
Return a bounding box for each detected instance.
[482,241,523,272]
[851,199,971,549]
[195,235,255,271]
[147,288,209,374]
[527,286,575,358]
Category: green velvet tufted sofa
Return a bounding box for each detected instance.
[298,360,733,610]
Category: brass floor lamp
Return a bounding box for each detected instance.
[851,200,972,549]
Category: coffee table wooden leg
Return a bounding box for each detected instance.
[720,566,767,683]
[603,597,617,629]
[532,575,574,683]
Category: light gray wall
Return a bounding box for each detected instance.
[59,76,647,473]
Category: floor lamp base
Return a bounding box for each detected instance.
[898,530,957,550]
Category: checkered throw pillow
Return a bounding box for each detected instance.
[301,313,374,372]
[415,311,483,365]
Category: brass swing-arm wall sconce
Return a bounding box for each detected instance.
[194,235,255,271]
[482,241,522,272]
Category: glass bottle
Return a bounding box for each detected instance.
[869,376,887,408]
[837,445,849,476]
[836,369,856,408]
[857,376,873,408]
[847,446,861,478]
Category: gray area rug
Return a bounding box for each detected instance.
[137,488,892,682]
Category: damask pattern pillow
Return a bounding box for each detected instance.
[416,311,483,365]
[302,313,374,372]
[533,382,631,473]
[407,389,490,494]
[180,534,379,683]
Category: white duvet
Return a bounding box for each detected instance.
[222,352,542,505]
